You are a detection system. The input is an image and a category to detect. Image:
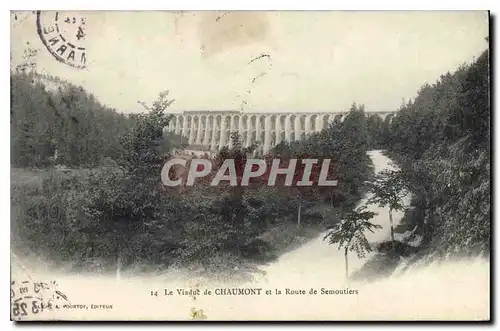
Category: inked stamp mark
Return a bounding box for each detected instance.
[10,279,70,321]
[190,308,207,320]
[36,11,87,69]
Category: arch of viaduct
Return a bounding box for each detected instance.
[165,111,396,153]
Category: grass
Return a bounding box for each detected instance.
[11,166,340,283]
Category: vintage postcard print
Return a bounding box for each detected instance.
[10,10,490,321]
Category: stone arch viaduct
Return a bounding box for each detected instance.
[165,111,396,154]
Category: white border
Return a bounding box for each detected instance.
[3,1,498,330]
[5,1,497,10]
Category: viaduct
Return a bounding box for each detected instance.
[165,111,396,154]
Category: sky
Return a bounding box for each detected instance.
[10,10,489,114]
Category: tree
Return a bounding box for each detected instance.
[384,49,490,258]
[367,169,407,249]
[366,113,385,149]
[212,132,260,255]
[10,71,132,167]
[82,90,174,279]
[324,206,380,278]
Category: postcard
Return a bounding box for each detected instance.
[10,10,490,321]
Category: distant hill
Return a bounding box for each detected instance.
[10,71,133,167]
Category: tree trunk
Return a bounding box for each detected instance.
[116,250,123,280]
[422,191,432,244]
[344,247,349,279]
[389,208,395,251]
[297,204,302,229]
[234,188,245,256]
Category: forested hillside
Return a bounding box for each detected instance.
[11,72,133,167]
[385,49,490,258]
[11,70,373,277]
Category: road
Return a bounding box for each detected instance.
[10,150,490,321]
[258,150,410,286]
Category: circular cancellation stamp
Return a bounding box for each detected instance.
[10,279,69,321]
[36,11,87,69]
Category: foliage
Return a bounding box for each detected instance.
[12,76,377,274]
[324,205,380,277]
[324,206,380,259]
[10,71,132,167]
[368,169,406,211]
[367,168,408,244]
[269,103,372,210]
[384,48,490,256]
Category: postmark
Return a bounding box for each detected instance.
[10,279,70,321]
[36,11,87,69]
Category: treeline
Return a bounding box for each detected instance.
[270,104,372,207]
[366,113,393,150]
[12,80,373,274]
[10,71,133,167]
[385,49,490,257]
